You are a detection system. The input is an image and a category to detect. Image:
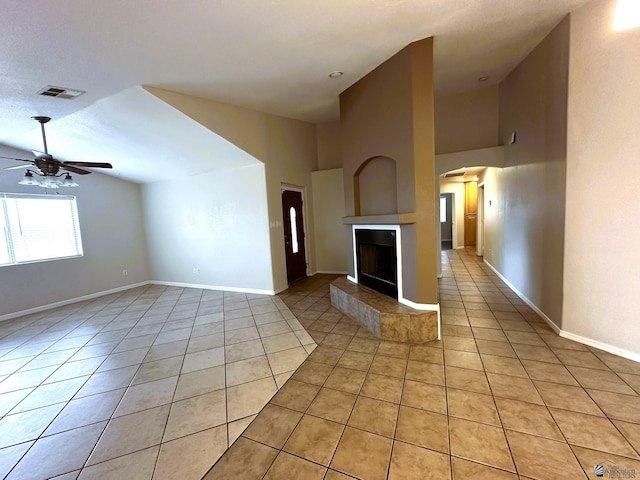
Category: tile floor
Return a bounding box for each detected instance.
[204,249,640,480]
[0,285,315,479]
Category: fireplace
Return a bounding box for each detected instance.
[355,228,398,299]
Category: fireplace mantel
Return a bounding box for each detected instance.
[342,213,416,225]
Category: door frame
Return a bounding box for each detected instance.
[477,183,485,257]
[281,183,309,279]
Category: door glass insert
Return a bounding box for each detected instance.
[440,196,447,223]
[289,206,299,253]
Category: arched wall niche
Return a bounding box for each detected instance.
[353,155,397,216]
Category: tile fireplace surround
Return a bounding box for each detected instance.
[330,277,438,344]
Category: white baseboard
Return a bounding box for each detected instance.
[483,259,560,333]
[0,281,151,322]
[315,270,349,275]
[150,280,277,296]
[483,259,640,363]
[560,330,640,364]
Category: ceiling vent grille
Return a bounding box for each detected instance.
[37,85,86,99]
[444,171,465,178]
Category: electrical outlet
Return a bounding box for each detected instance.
[122,269,128,276]
[192,268,199,275]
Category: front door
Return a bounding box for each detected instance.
[282,189,307,284]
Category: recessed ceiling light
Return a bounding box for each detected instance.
[478,76,489,82]
[328,71,344,79]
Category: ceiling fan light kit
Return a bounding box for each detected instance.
[18,169,79,188]
[2,116,113,188]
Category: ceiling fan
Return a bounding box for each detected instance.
[0,116,112,187]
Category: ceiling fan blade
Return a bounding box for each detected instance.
[61,164,92,175]
[63,161,113,169]
[4,164,32,171]
[0,155,33,162]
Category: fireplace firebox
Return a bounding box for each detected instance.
[355,229,398,299]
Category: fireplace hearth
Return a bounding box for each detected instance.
[355,229,398,299]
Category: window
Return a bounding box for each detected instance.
[440,196,447,223]
[289,206,299,253]
[0,193,83,266]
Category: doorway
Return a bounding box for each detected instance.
[440,193,453,250]
[282,189,307,284]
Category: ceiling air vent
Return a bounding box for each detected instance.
[37,85,86,99]
[444,171,465,178]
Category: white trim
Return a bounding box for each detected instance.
[151,280,277,296]
[347,275,357,284]
[479,258,640,361]
[559,331,640,364]
[483,259,560,333]
[316,270,349,275]
[0,281,150,322]
[351,224,403,300]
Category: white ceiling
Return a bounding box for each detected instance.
[0,0,591,184]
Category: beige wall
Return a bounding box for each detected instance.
[340,38,438,304]
[563,0,640,357]
[146,87,317,293]
[358,157,398,215]
[435,85,500,155]
[311,168,350,274]
[316,121,342,170]
[488,16,569,326]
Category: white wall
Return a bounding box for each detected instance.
[142,163,273,293]
[563,0,640,358]
[311,168,350,274]
[146,88,318,293]
[478,167,505,266]
[0,146,149,318]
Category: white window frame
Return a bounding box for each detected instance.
[0,192,83,267]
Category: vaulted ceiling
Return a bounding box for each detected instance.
[0,0,591,183]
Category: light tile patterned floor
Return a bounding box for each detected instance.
[204,249,640,479]
[0,286,315,479]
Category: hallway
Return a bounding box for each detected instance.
[207,248,640,479]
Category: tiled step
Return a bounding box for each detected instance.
[329,277,438,344]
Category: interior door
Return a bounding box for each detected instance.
[282,189,307,284]
[464,181,477,247]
